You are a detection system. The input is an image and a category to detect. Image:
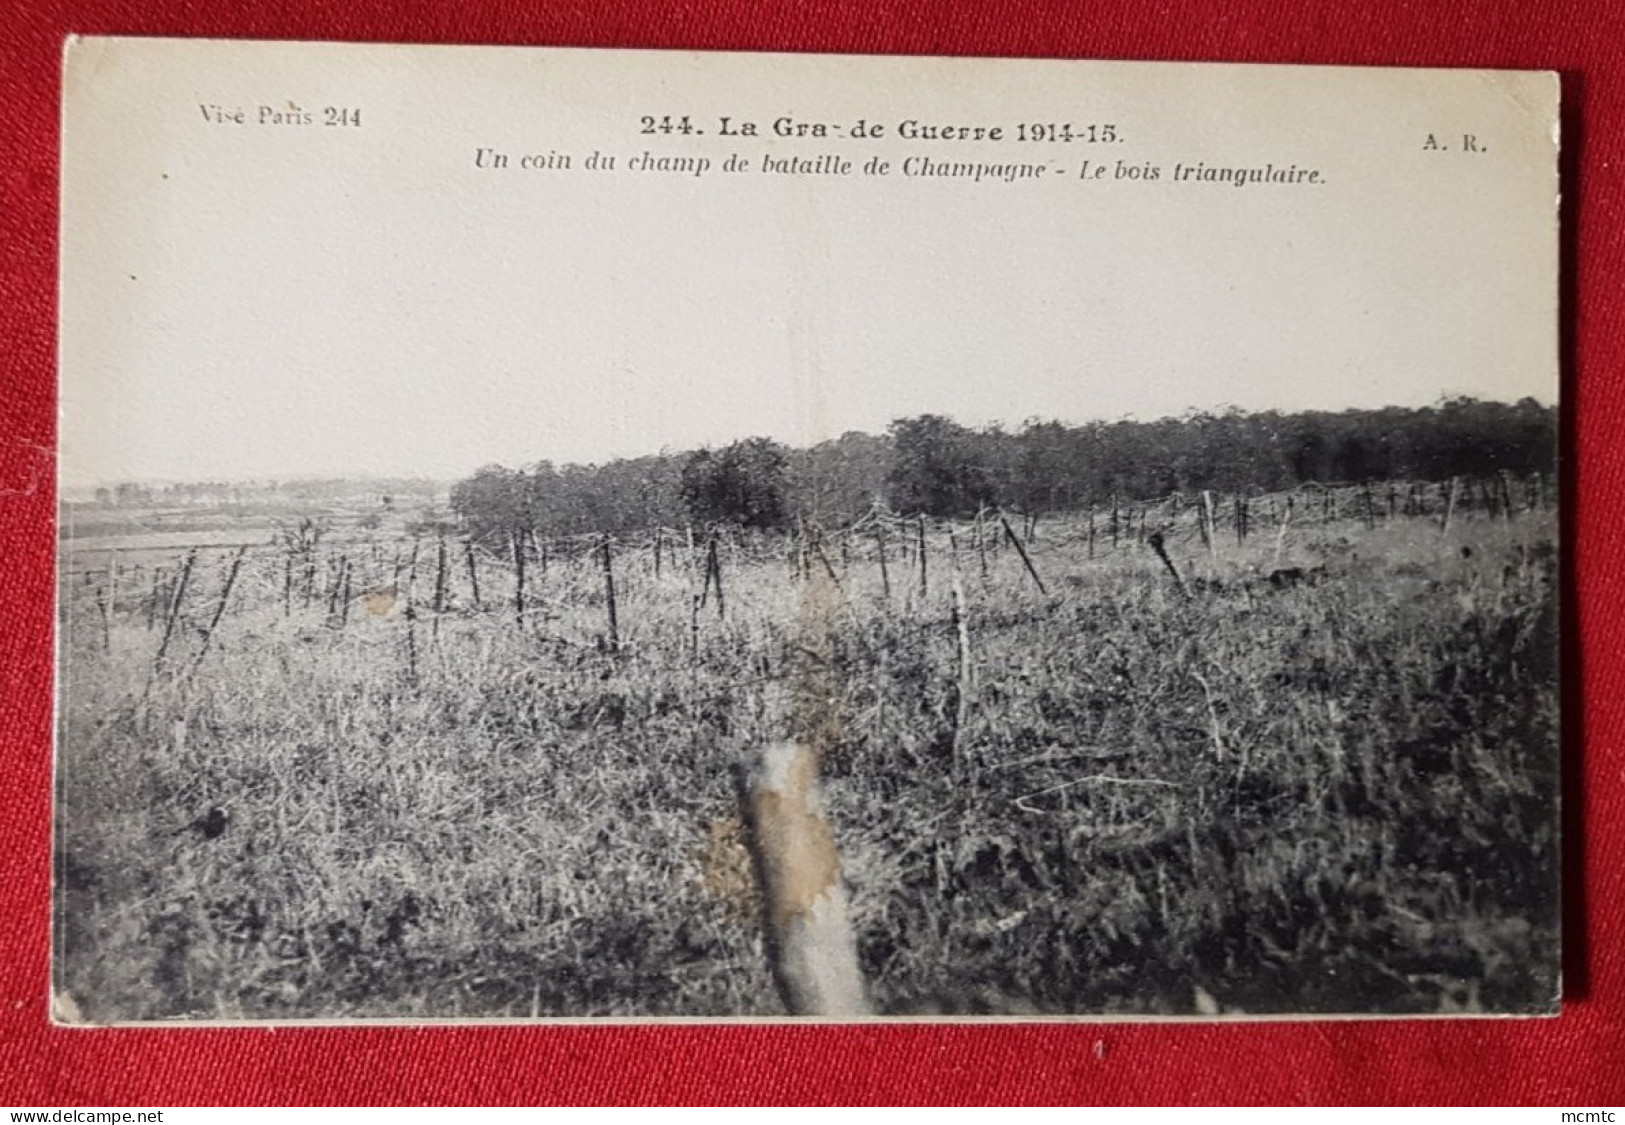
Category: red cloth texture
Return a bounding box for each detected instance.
[2,0,1622,1105]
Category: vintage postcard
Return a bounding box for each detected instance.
[55,38,1561,1022]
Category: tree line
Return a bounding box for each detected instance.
[450,396,1556,544]
[87,477,441,509]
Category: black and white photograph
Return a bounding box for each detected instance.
[54,40,1561,1021]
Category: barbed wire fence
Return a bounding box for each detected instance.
[60,471,1552,689]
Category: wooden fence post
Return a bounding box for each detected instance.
[1273,506,1293,567]
[464,539,482,611]
[875,523,890,599]
[1147,531,1189,601]
[690,592,701,662]
[403,540,420,683]
[708,535,725,619]
[106,551,119,643]
[742,741,870,1016]
[999,514,1047,594]
[326,554,347,620]
[512,529,526,623]
[917,515,928,598]
[432,538,448,639]
[601,535,619,650]
[183,546,246,682]
[812,532,843,591]
[153,549,198,674]
[950,576,974,783]
[94,586,109,652]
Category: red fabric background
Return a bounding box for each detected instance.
[2,0,1621,1106]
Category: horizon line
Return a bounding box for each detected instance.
[61,392,1556,495]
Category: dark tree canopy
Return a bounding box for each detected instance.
[450,464,530,547]
[680,438,791,530]
[887,415,995,519]
[449,396,1556,537]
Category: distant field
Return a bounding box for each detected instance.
[53,493,1560,1019]
[59,498,448,560]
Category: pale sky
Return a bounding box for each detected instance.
[60,42,1560,487]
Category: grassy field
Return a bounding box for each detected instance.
[53,498,1561,1019]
